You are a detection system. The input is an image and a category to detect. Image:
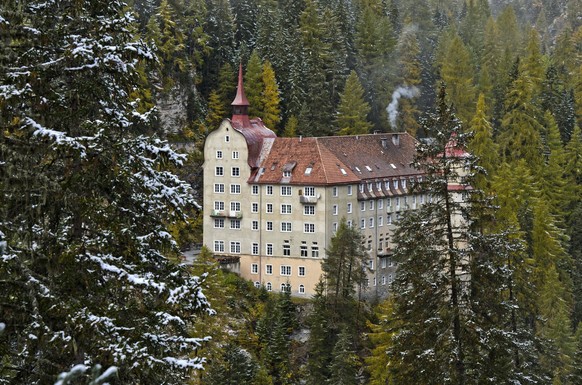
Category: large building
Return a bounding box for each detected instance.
[202,66,428,297]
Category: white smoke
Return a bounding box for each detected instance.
[386,86,420,130]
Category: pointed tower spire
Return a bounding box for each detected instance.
[231,63,250,126]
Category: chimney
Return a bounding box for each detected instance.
[381,137,388,148]
[391,134,400,147]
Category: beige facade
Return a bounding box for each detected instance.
[202,66,429,297]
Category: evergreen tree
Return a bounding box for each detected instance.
[217,62,237,111]
[305,281,333,385]
[498,65,544,171]
[206,89,228,130]
[336,70,372,136]
[438,33,476,124]
[0,1,211,383]
[261,60,282,129]
[245,50,265,118]
[468,93,497,189]
[203,343,262,385]
[388,86,542,384]
[394,22,422,136]
[365,299,396,385]
[282,115,298,138]
[327,327,360,385]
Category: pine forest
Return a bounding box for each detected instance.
[1,0,582,384]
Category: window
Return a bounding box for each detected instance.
[304,186,316,196]
[283,170,291,177]
[266,185,273,195]
[387,198,391,208]
[369,217,374,228]
[368,259,374,270]
[333,204,338,215]
[376,181,382,190]
[214,218,224,228]
[232,151,239,159]
[347,220,352,228]
[281,222,292,232]
[254,281,260,288]
[368,182,373,192]
[230,219,241,229]
[387,213,393,224]
[378,216,383,227]
[266,203,273,213]
[230,241,241,254]
[266,221,273,231]
[347,203,352,213]
[402,179,407,189]
[214,183,224,193]
[281,265,291,276]
[332,187,338,197]
[298,266,305,276]
[360,201,365,211]
[281,186,292,196]
[230,202,241,212]
[214,201,225,211]
[266,264,273,274]
[360,218,366,229]
[299,284,305,294]
[266,243,273,255]
[347,185,353,195]
[215,166,224,176]
[304,223,315,233]
[283,244,291,256]
[281,283,290,292]
[393,179,399,189]
[332,222,338,232]
[214,240,224,252]
[369,200,374,210]
[251,263,258,274]
[395,197,400,209]
[378,199,383,209]
[389,274,394,283]
[382,275,386,285]
[231,167,240,177]
[230,184,241,194]
[216,150,223,159]
[359,184,364,193]
[251,203,259,213]
[301,244,308,257]
[266,282,272,291]
[252,185,259,195]
[304,205,315,215]
[281,204,292,214]
[225,135,230,142]
[381,258,387,268]
[252,243,259,255]
[385,180,390,190]
[311,245,319,258]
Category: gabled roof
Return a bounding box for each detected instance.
[250,133,418,186]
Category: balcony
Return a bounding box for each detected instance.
[210,210,226,217]
[228,211,243,219]
[210,210,242,219]
[299,194,320,204]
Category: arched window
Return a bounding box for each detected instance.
[299,285,305,294]
[266,282,272,291]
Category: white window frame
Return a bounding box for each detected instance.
[214,240,225,252]
[299,284,305,294]
[281,222,292,232]
[360,219,365,229]
[333,204,338,215]
[298,266,305,277]
[251,263,258,274]
[230,241,241,254]
[215,166,224,176]
[281,204,292,214]
[280,265,291,276]
[230,184,241,194]
[251,185,259,195]
[266,221,273,231]
[304,186,316,196]
[283,244,291,256]
[230,219,241,229]
[281,186,292,196]
[304,223,315,233]
[347,185,353,195]
[232,151,239,159]
[214,218,225,228]
[266,264,273,275]
[300,245,308,257]
[266,185,273,195]
[332,187,338,197]
[230,201,241,212]
[304,205,315,215]
[311,246,319,258]
[266,203,273,213]
[252,243,259,255]
[216,150,223,159]
[231,167,240,177]
[252,219,259,230]
[266,243,273,256]
[214,201,225,211]
[347,202,352,213]
[214,183,225,193]
[251,202,259,213]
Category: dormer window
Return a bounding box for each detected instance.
[368,182,373,192]
[283,170,291,178]
[402,179,407,189]
[359,184,364,193]
[393,179,399,189]
[305,167,312,175]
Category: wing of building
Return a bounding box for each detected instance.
[202,65,426,298]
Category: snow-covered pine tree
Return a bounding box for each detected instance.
[0,1,212,384]
[387,85,545,384]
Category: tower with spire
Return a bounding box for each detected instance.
[231,63,251,127]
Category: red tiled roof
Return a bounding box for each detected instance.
[250,133,420,186]
[230,118,276,168]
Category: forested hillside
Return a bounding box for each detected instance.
[2,0,582,384]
